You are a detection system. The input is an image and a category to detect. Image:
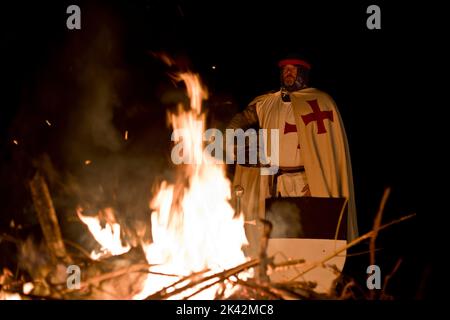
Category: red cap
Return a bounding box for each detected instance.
[278,58,311,69]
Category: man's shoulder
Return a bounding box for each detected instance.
[296,87,327,96]
[248,90,279,106]
[294,88,335,102]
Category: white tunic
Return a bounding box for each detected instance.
[235,88,358,242]
[256,96,308,197]
[278,101,303,168]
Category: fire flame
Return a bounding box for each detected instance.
[78,72,249,299]
[135,72,249,299]
[77,207,131,260]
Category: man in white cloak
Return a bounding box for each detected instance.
[228,54,358,258]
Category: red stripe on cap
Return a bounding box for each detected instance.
[278,59,311,69]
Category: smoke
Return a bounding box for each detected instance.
[18,237,53,281]
[265,200,304,238]
[4,5,175,255]
[55,14,170,248]
[3,3,242,266]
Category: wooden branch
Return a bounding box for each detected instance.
[232,278,282,299]
[371,188,390,267]
[286,213,416,282]
[380,258,403,300]
[272,258,306,271]
[146,259,260,300]
[63,239,92,260]
[59,263,170,294]
[370,187,390,299]
[29,171,71,264]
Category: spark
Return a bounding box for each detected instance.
[13,140,18,145]
[45,120,51,126]
[85,160,91,165]
[124,130,128,140]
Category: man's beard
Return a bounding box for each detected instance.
[279,66,309,101]
[283,78,304,92]
[281,78,305,102]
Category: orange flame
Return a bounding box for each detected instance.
[77,207,131,260]
[77,71,249,299]
[135,72,249,299]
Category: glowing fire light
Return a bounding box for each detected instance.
[134,72,249,300]
[78,71,249,299]
[13,140,18,145]
[77,207,131,260]
[84,160,91,165]
[23,282,34,295]
[45,120,51,126]
[0,292,21,300]
[124,130,128,140]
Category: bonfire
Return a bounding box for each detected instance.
[0,70,414,300]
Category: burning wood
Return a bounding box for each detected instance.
[76,207,131,260]
[0,209,415,300]
[145,259,260,300]
[0,68,417,301]
[29,171,71,264]
[131,71,251,300]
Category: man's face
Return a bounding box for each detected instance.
[282,64,298,87]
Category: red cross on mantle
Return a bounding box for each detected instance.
[284,122,297,134]
[301,99,333,134]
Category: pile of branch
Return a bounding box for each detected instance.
[0,177,415,300]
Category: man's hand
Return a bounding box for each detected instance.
[227,104,258,130]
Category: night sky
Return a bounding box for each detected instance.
[0,0,440,298]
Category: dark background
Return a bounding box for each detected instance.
[0,0,441,299]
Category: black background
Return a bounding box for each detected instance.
[0,0,442,299]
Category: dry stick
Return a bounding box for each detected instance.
[60,263,169,293]
[182,265,297,300]
[144,268,214,300]
[182,275,228,300]
[339,277,370,300]
[370,188,391,299]
[146,259,260,300]
[143,268,216,299]
[380,258,403,300]
[346,248,383,257]
[339,280,358,300]
[371,188,391,267]
[334,198,348,241]
[272,258,306,271]
[267,280,325,300]
[258,284,304,300]
[63,264,150,292]
[63,239,93,260]
[151,259,260,300]
[29,172,72,264]
[151,268,212,296]
[287,213,416,283]
[232,278,282,299]
[183,264,286,301]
